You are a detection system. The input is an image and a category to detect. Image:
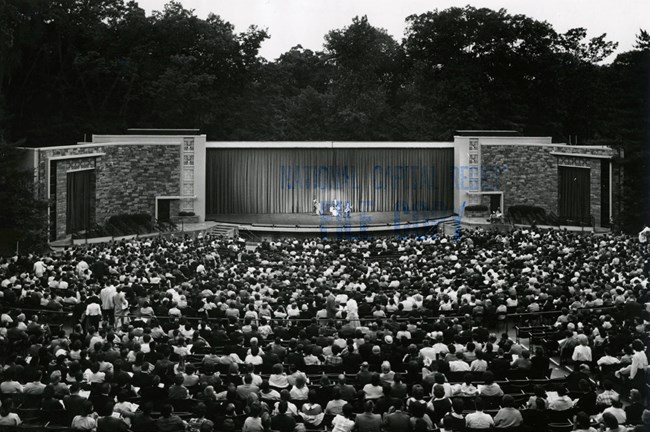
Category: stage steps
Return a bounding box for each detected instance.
[206,224,238,239]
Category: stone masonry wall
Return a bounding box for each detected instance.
[94,145,180,224]
[481,144,615,227]
[37,144,180,239]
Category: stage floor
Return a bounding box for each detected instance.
[206,210,455,234]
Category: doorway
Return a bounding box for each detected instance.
[157,199,171,222]
[66,169,94,234]
[558,166,590,224]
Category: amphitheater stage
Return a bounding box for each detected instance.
[207,210,456,239]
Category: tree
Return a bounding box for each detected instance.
[0,140,47,255]
[557,28,618,63]
[323,16,404,140]
[593,31,650,229]
[0,0,269,145]
[635,29,650,50]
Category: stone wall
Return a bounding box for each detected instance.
[36,144,181,239]
[480,144,615,227]
[94,145,180,223]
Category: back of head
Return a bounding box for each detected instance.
[174,374,184,386]
[414,418,429,432]
[409,400,426,418]
[574,411,590,429]
[452,398,464,414]
[602,412,618,430]
[0,399,13,416]
[161,404,173,417]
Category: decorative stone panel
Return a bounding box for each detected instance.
[181,138,195,211]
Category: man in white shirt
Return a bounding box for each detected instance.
[33,260,46,278]
[599,400,626,425]
[597,348,620,366]
[432,336,449,357]
[548,388,573,411]
[23,371,46,395]
[449,352,471,372]
[0,372,23,393]
[85,300,102,330]
[572,336,592,362]
[100,283,116,324]
[617,339,648,380]
[76,259,89,277]
[465,399,495,429]
[419,340,438,363]
[83,364,106,383]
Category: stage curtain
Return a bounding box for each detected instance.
[558,166,590,222]
[66,170,93,233]
[206,148,454,214]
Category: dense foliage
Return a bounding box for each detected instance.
[0,142,47,254]
[0,1,648,230]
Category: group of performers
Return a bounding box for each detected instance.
[313,199,351,217]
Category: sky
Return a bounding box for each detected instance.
[137,0,650,62]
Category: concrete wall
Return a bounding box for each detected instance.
[193,135,207,224]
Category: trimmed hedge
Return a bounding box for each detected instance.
[71,213,179,239]
[507,205,547,225]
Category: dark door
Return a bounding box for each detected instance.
[489,195,501,213]
[158,199,171,222]
[558,166,590,224]
[66,170,94,234]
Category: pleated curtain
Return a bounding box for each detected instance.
[558,166,590,222]
[66,170,93,233]
[206,148,454,214]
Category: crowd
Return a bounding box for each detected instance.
[0,227,648,432]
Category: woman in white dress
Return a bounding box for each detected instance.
[346,296,360,328]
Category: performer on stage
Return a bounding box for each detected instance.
[313,199,321,216]
[343,201,351,218]
[330,200,340,217]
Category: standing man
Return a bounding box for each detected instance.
[113,286,128,327]
[84,295,102,331]
[100,282,116,325]
[326,290,337,320]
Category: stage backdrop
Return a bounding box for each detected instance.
[206,148,454,214]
